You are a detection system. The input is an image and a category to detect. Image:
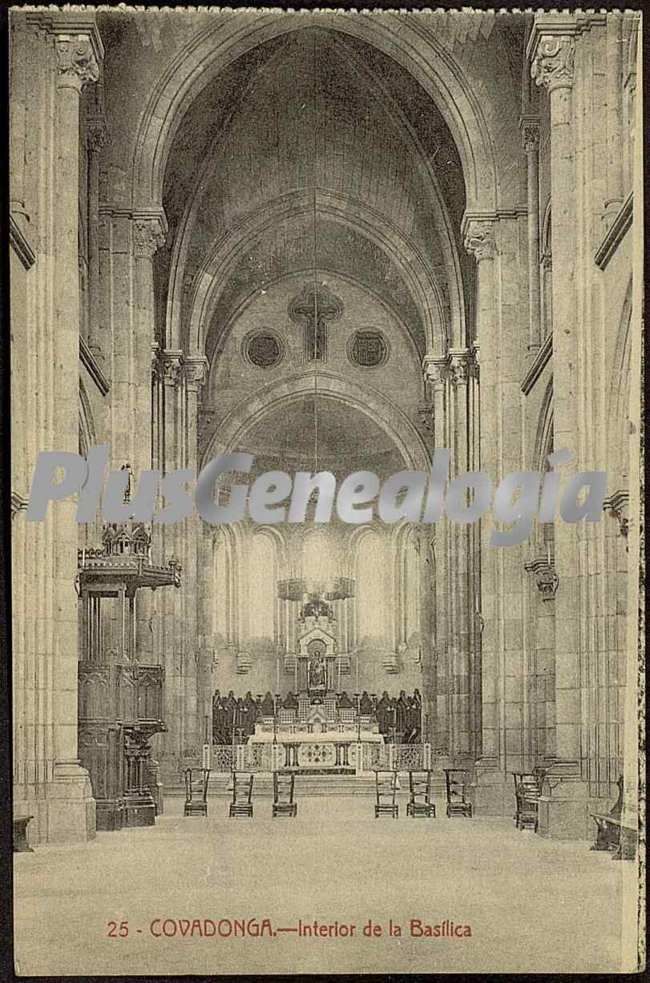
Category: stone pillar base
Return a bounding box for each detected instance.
[469,760,513,817]
[537,764,590,840]
[45,761,96,843]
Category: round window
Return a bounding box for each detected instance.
[244,331,283,368]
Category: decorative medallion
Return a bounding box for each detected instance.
[243,330,284,369]
[348,329,389,368]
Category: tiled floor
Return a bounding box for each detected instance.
[14,793,634,976]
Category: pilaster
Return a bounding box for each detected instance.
[529,16,591,837]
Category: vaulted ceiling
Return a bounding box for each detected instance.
[158,26,471,359]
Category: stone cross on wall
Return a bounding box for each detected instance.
[289,282,343,361]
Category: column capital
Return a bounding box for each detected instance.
[530,33,575,93]
[519,115,540,153]
[156,349,184,389]
[54,33,100,92]
[184,356,209,394]
[461,215,497,261]
[448,349,478,387]
[132,210,168,258]
[86,115,108,154]
[422,354,449,389]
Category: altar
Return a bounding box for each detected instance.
[248,726,383,772]
[209,587,429,774]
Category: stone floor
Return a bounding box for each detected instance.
[14,792,635,976]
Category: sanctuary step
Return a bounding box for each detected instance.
[165,773,452,799]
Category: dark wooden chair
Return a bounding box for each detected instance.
[512,768,545,831]
[229,771,254,818]
[407,770,436,818]
[183,768,210,817]
[272,771,297,818]
[444,768,472,817]
[374,769,399,818]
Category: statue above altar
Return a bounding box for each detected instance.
[307,650,327,692]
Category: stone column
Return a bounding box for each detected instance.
[520,117,542,354]
[48,21,103,841]
[422,357,449,753]
[462,217,506,812]
[132,212,167,475]
[182,356,208,754]
[530,19,589,837]
[448,350,472,758]
[466,351,482,759]
[132,213,167,665]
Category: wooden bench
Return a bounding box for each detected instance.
[407,770,436,818]
[272,771,297,818]
[13,816,33,852]
[374,770,399,818]
[591,776,636,860]
[512,769,545,832]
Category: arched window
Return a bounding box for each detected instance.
[356,530,387,640]
[403,527,420,644]
[248,531,276,640]
[213,528,234,642]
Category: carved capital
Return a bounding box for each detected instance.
[133,216,167,258]
[86,116,107,154]
[422,356,449,391]
[520,116,540,153]
[463,219,496,261]
[158,350,184,389]
[448,349,477,387]
[603,489,630,538]
[531,36,575,93]
[55,34,99,92]
[184,356,209,394]
[525,555,559,601]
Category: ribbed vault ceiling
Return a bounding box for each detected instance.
[160,26,469,358]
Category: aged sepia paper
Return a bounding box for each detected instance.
[10,4,644,976]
